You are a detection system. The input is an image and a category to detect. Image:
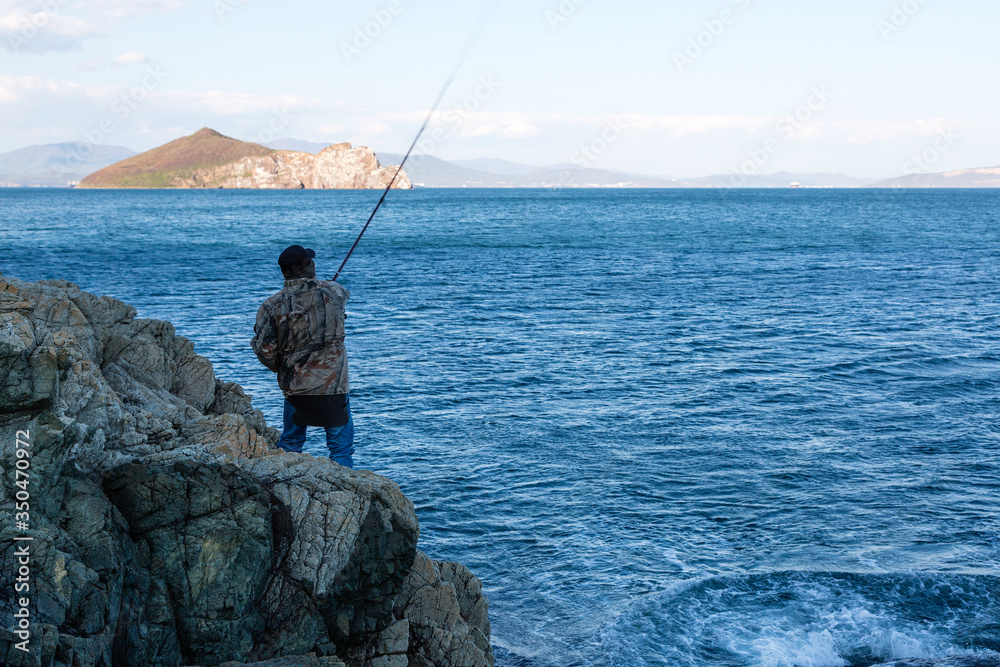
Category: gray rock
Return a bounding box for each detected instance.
[103,460,273,666]
[178,144,413,191]
[394,552,495,667]
[215,657,346,667]
[0,275,491,666]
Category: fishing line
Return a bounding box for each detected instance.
[333,2,501,282]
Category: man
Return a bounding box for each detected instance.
[251,245,355,468]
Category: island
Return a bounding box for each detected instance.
[78,128,412,190]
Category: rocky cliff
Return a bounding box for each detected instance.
[78,129,411,190]
[0,275,488,667]
[180,143,412,190]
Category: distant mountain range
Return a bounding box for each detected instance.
[379,156,878,188]
[272,141,878,188]
[3,135,1000,189]
[0,143,135,187]
[376,153,679,188]
[678,171,873,188]
[870,167,1000,188]
[267,139,674,187]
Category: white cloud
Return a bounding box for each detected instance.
[357,119,392,137]
[453,118,542,139]
[3,74,987,176]
[112,50,149,65]
[0,77,344,149]
[500,122,541,139]
[0,5,102,54]
[87,0,186,21]
[615,113,772,138]
[408,112,972,146]
[159,90,330,116]
[0,75,125,149]
[0,74,91,103]
[374,110,770,142]
[317,124,347,136]
[828,119,954,144]
[78,50,150,69]
[0,0,184,54]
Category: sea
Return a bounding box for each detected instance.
[2,188,999,667]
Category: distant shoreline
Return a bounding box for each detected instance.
[5,185,1000,191]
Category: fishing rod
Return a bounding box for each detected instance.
[332,4,499,282]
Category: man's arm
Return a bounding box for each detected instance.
[327,281,349,301]
[251,304,280,372]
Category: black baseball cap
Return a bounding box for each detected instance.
[278,245,316,267]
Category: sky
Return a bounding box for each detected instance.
[1,0,998,179]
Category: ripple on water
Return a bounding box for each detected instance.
[3,189,1000,667]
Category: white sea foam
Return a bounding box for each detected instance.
[752,629,846,667]
[600,572,1000,667]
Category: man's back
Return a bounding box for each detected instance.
[252,277,350,396]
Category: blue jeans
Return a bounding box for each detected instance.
[278,397,355,469]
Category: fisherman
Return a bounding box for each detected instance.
[251,245,355,468]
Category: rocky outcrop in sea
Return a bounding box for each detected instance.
[0,275,489,667]
[180,144,412,190]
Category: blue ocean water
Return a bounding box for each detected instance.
[2,188,999,667]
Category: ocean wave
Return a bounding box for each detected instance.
[600,572,1000,667]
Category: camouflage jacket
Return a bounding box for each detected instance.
[251,278,350,396]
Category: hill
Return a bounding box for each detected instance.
[79,128,274,188]
[80,128,410,190]
[0,143,135,187]
[870,167,1000,188]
